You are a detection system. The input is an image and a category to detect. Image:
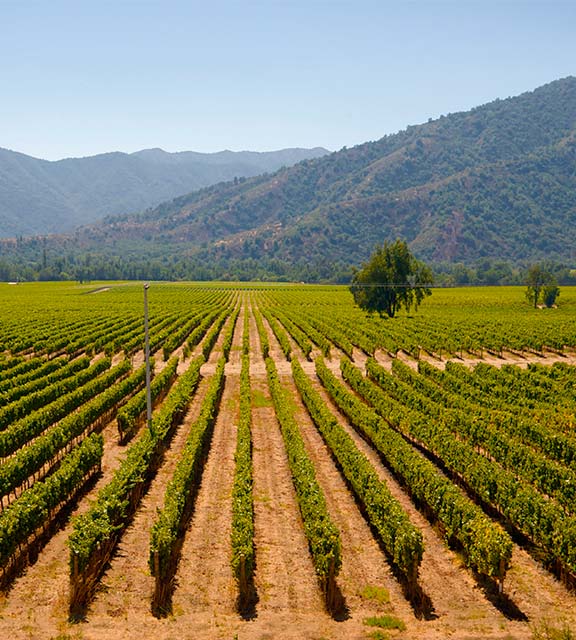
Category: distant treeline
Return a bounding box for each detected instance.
[1,246,574,287]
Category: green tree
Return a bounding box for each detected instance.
[542,283,560,308]
[350,240,433,317]
[525,264,560,308]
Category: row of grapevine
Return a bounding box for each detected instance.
[346,357,576,579]
[417,360,576,452]
[254,298,348,607]
[252,302,270,358]
[265,356,342,610]
[384,359,576,513]
[0,356,96,429]
[0,364,147,506]
[83,316,142,358]
[116,357,178,444]
[0,355,50,387]
[161,309,211,361]
[221,307,241,360]
[291,358,423,597]
[149,357,226,616]
[231,311,255,611]
[27,312,136,358]
[0,354,73,400]
[284,311,331,357]
[0,358,129,457]
[185,308,221,352]
[200,309,232,360]
[390,357,576,488]
[304,313,354,358]
[160,290,237,362]
[445,359,576,412]
[260,308,292,360]
[0,358,109,419]
[254,291,352,358]
[83,316,141,357]
[68,355,205,619]
[420,361,576,461]
[148,313,202,357]
[21,313,123,359]
[268,309,313,360]
[320,358,513,585]
[0,284,238,363]
[0,355,25,375]
[119,315,172,356]
[255,286,576,358]
[0,434,103,586]
[149,305,240,615]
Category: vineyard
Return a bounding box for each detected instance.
[1,281,576,639]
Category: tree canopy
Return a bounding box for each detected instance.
[350,240,433,317]
[525,264,560,308]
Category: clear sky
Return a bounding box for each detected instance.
[1,0,574,160]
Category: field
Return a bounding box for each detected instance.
[1,281,576,640]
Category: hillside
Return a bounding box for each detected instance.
[79,78,576,267]
[0,146,329,236]
[1,77,575,281]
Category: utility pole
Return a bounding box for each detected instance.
[144,283,153,436]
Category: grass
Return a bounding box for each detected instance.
[50,632,84,640]
[252,389,272,407]
[532,621,575,640]
[360,585,390,604]
[364,615,406,631]
[368,632,390,640]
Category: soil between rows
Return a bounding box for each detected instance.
[1,300,576,639]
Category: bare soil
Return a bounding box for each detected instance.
[0,384,157,636]
[249,375,326,613]
[281,372,415,634]
[85,375,212,627]
[375,346,576,372]
[1,302,576,639]
[305,371,521,639]
[171,373,238,621]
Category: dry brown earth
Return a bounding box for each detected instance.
[1,301,576,639]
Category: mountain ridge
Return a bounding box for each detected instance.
[79,77,576,263]
[1,76,575,282]
[0,145,330,236]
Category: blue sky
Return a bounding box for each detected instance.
[0,0,574,160]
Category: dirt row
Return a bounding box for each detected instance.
[1,299,576,639]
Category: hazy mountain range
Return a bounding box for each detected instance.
[0,146,329,236]
[1,76,575,281]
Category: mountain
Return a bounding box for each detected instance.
[1,77,575,282]
[0,146,329,236]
